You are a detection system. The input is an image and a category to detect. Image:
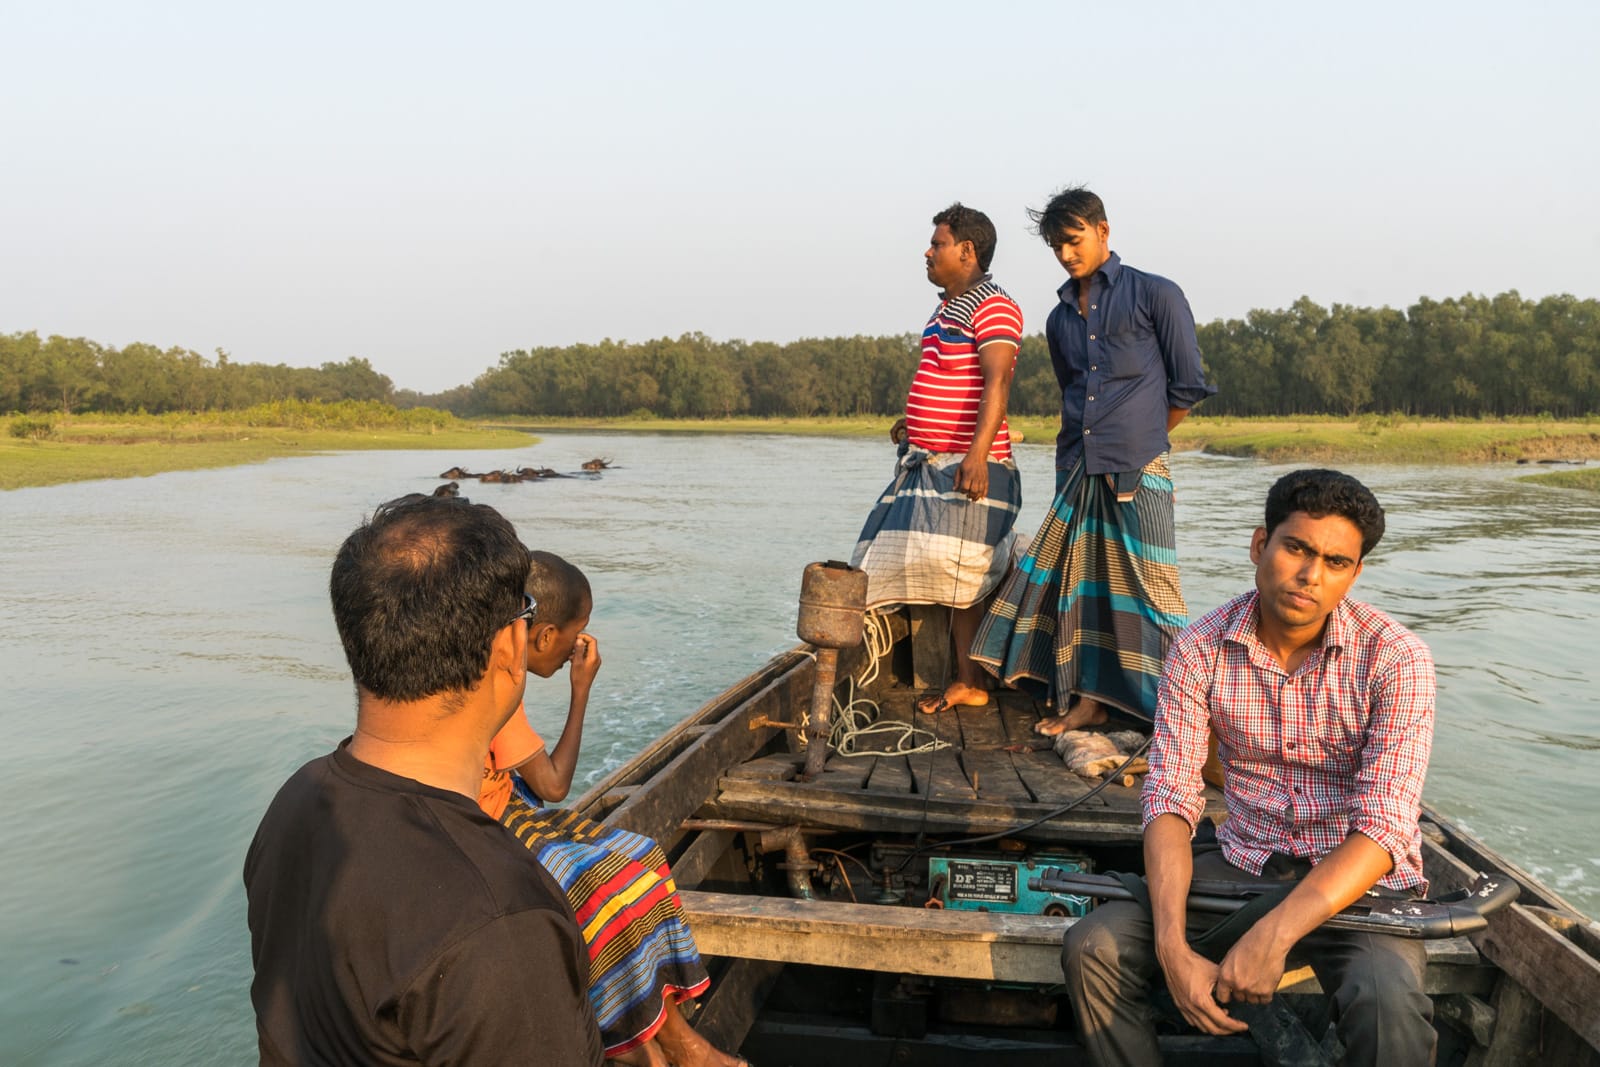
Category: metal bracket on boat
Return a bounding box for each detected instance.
[1028,868,1521,939]
[748,714,802,732]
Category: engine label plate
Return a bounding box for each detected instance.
[947,860,1017,903]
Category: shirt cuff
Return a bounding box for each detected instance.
[1141,791,1202,835]
[1349,814,1412,872]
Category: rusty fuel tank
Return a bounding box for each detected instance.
[796,560,868,649]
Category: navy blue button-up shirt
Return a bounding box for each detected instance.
[1048,252,1216,474]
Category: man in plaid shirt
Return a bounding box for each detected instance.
[1063,469,1436,1067]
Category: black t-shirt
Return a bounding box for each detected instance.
[244,742,604,1066]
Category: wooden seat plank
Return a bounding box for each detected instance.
[707,778,1147,843]
[680,891,1492,994]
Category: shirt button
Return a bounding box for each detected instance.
[1286,741,1297,751]
[1083,429,1091,436]
[1088,395,1095,401]
[1089,334,1096,340]
[1091,304,1097,310]
[1293,787,1302,794]
[1090,364,1098,371]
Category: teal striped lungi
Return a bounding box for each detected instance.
[971,454,1188,719]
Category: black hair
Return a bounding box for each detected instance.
[932,202,998,272]
[1264,469,1387,559]
[1027,185,1108,246]
[329,494,529,703]
[525,551,592,629]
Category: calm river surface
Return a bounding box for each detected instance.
[1,432,1596,1064]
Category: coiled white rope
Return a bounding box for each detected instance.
[824,609,951,758]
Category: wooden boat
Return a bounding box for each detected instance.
[571,610,1600,1066]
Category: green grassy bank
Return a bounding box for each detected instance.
[504,414,1600,465]
[2,404,531,490]
[1518,467,1600,492]
[8,411,1598,491]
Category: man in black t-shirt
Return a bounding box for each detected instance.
[244,495,603,1066]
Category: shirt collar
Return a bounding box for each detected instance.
[940,273,993,302]
[1224,591,1352,656]
[1054,251,1122,304]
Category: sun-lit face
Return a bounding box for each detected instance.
[526,607,591,678]
[1250,512,1365,637]
[1049,218,1111,281]
[924,223,972,290]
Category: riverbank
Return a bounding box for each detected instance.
[1,408,532,490]
[8,412,1597,490]
[1520,467,1600,491]
[501,414,1600,465]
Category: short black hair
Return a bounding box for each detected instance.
[932,202,998,272]
[1264,469,1387,559]
[525,551,592,629]
[330,494,529,703]
[1028,186,1108,246]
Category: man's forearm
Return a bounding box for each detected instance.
[1252,833,1395,955]
[1145,814,1197,961]
[966,377,1010,462]
[1166,406,1189,433]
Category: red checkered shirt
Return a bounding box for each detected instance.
[1142,591,1435,891]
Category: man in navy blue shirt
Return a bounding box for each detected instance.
[974,187,1214,733]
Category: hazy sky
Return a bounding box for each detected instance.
[4,1,1597,393]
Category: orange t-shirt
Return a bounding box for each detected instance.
[478,704,546,820]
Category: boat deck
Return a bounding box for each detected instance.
[705,683,1226,845]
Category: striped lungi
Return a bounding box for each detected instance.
[501,795,710,1056]
[971,454,1187,719]
[850,445,1021,610]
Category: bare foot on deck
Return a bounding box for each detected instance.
[1034,696,1109,736]
[917,681,991,715]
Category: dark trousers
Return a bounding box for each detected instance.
[1061,849,1435,1067]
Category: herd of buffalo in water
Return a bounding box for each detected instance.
[431,457,614,496]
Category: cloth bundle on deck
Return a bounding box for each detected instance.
[1053,728,1150,779]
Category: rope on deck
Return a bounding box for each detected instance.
[827,610,950,758]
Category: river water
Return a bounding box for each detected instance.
[1,432,1596,1064]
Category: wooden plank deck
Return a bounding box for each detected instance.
[708,680,1223,841]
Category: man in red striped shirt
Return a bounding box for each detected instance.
[1064,470,1437,1067]
[852,203,1024,714]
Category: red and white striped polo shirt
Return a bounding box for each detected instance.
[904,278,1023,460]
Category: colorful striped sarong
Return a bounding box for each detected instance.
[501,795,709,1056]
[971,454,1187,719]
[850,445,1021,610]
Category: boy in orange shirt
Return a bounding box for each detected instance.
[480,551,743,1067]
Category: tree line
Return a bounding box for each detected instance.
[465,290,1598,420]
[4,290,1596,420]
[0,333,394,415]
